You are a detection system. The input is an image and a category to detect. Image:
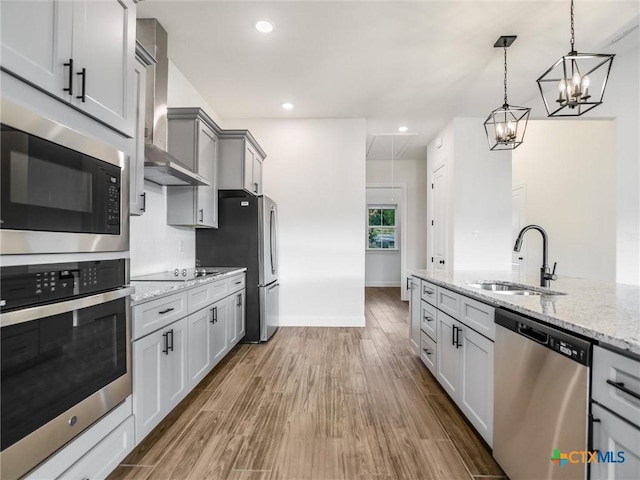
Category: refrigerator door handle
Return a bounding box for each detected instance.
[270,207,277,275]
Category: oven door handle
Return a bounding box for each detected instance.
[1,286,135,327]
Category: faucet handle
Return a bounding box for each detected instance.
[548,262,558,281]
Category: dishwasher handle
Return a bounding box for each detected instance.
[517,324,549,345]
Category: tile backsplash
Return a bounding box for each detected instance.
[130,181,195,276]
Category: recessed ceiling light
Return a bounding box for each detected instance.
[282,103,294,110]
[398,126,408,132]
[255,20,273,33]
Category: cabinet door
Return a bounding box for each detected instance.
[237,290,246,340]
[253,156,263,195]
[228,290,245,346]
[161,318,189,412]
[458,327,494,447]
[210,299,229,366]
[132,328,164,443]
[591,403,640,480]
[187,309,212,390]
[228,292,241,346]
[436,311,460,399]
[0,0,72,101]
[129,54,147,216]
[196,122,218,227]
[71,0,135,136]
[244,143,257,194]
[409,277,421,355]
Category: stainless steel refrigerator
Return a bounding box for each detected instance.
[196,194,279,342]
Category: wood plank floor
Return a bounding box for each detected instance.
[110,288,505,480]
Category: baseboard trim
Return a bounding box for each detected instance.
[365,281,401,287]
[278,315,366,327]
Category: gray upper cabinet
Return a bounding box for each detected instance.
[130,42,156,216]
[218,131,266,195]
[0,0,136,137]
[166,108,220,228]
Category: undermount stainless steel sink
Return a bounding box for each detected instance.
[467,282,566,296]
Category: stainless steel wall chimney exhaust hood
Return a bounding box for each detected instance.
[137,19,209,187]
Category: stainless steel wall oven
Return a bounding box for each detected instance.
[0,259,133,480]
[0,100,129,255]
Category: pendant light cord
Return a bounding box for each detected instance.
[503,41,508,106]
[570,0,575,52]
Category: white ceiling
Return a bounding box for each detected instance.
[137,1,639,160]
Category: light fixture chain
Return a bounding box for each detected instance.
[570,0,575,51]
[503,43,508,106]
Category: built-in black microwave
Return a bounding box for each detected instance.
[0,100,129,254]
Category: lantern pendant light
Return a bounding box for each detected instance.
[484,35,530,151]
[536,0,615,116]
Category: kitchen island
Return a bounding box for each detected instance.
[410,269,640,355]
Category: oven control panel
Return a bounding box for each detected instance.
[0,259,126,311]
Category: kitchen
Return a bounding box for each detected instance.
[0,1,639,480]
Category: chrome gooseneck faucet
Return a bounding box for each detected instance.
[513,224,558,287]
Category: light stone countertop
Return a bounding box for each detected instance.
[410,269,640,357]
[130,267,247,305]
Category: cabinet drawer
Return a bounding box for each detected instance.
[58,416,134,480]
[420,300,437,341]
[228,274,246,294]
[437,287,460,319]
[593,346,640,425]
[132,292,188,340]
[421,280,438,306]
[460,296,495,341]
[189,278,230,313]
[420,331,437,375]
[591,403,640,480]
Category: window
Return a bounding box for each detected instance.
[368,206,397,249]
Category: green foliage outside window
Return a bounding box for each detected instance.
[368,207,397,249]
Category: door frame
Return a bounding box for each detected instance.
[366,183,409,301]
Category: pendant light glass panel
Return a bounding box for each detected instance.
[537,52,614,117]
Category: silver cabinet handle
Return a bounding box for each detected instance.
[210,306,217,324]
[199,209,204,223]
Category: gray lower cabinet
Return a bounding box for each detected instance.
[591,345,640,479]
[211,298,230,365]
[167,108,220,228]
[591,403,640,480]
[409,277,421,354]
[411,276,494,446]
[0,0,136,136]
[436,310,461,399]
[132,273,246,445]
[218,130,266,195]
[133,316,189,443]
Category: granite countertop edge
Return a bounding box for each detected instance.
[129,267,247,304]
[409,270,640,357]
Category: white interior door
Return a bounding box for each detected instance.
[432,164,447,270]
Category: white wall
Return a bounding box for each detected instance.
[366,159,428,290]
[224,118,367,327]
[426,119,512,273]
[365,186,402,287]
[130,61,224,276]
[596,32,639,285]
[513,120,616,283]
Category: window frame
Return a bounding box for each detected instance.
[366,204,399,251]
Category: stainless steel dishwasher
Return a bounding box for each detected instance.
[494,308,591,480]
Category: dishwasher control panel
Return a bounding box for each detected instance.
[549,336,588,363]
